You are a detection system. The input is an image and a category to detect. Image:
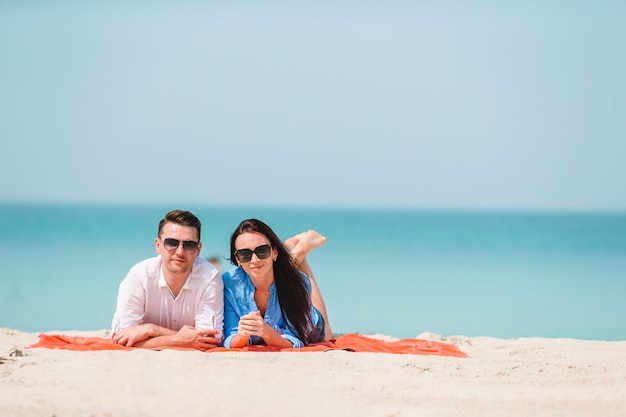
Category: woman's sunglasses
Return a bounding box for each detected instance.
[234,244,272,263]
[161,238,199,254]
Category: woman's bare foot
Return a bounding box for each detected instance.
[289,230,326,263]
[284,232,307,252]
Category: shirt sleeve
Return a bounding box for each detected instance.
[222,292,242,348]
[193,266,224,338]
[281,333,304,348]
[111,268,146,335]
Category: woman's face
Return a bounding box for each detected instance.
[234,231,278,282]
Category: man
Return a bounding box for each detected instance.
[111,210,223,350]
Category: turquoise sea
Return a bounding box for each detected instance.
[1,203,625,341]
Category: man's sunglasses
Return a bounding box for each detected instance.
[160,238,199,254]
[234,244,273,263]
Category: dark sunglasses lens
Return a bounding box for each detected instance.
[255,245,272,259]
[163,238,198,253]
[182,241,199,253]
[163,238,180,251]
[236,249,253,263]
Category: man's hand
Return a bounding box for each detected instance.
[112,324,221,351]
[112,324,157,347]
[173,325,221,351]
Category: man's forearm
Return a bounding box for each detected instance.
[130,333,183,349]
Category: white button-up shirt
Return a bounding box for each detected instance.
[111,255,223,336]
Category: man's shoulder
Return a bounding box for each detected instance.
[128,256,161,273]
[191,257,220,281]
[119,256,161,289]
[126,256,161,278]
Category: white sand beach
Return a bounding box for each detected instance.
[1,328,625,417]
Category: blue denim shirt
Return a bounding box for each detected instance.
[222,266,325,348]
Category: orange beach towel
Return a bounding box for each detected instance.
[28,333,469,358]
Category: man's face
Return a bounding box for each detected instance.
[155,222,202,278]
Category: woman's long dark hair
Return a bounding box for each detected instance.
[229,219,317,344]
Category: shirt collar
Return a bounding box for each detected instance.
[158,262,193,291]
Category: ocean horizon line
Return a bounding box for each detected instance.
[2,199,625,216]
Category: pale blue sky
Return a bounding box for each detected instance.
[1,1,625,211]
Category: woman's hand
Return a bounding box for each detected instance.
[237,311,266,338]
[233,311,294,349]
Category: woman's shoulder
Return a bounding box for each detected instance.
[298,271,312,290]
[298,270,310,282]
[222,266,248,286]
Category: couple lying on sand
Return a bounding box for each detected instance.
[110,210,331,351]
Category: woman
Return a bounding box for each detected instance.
[222,219,332,348]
